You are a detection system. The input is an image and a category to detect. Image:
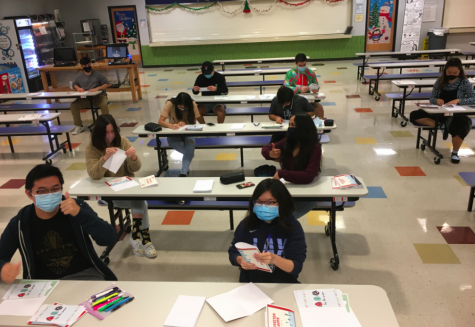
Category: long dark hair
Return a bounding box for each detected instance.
[168,92,195,124]
[280,113,319,171]
[243,179,294,232]
[91,114,122,151]
[438,58,467,91]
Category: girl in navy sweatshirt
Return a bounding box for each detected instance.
[228,179,307,283]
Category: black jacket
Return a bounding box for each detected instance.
[192,72,228,96]
[0,199,117,281]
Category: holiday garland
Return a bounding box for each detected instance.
[146,0,343,14]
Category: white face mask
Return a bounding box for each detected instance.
[177,106,186,111]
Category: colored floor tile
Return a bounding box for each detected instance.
[0,138,21,146]
[346,95,361,99]
[331,72,341,75]
[320,102,336,106]
[173,82,184,85]
[395,166,426,177]
[120,122,138,127]
[444,142,470,149]
[141,85,150,88]
[147,74,157,77]
[109,105,119,109]
[158,79,169,81]
[161,211,195,225]
[355,137,377,145]
[355,108,373,113]
[366,186,387,199]
[243,64,253,66]
[126,107,142,112]
[162,88,172,91]
[454,175,469,186]
[139,72,144,74]
[79,109,88,113]
[64,143,80,150]
[413,244,461,264]
[329,90,343,93]
[66,162,87,170]
[195,71,201,74]
[437,226,475,244]
[187,68,199,71]
[155,95,169,98]
[0,179,26,189]
[306,211,328,226]
[390,131,414,137]
[126,136,138,143]
[337,67,347,69]
[315,75,321,77]
[164,69,173,71]
[215,153,237,161]
[187,88,193,90]
[266,76,279,80]
[324,81,336,83]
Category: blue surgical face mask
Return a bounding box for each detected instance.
[253,204,279,221]
[297,66,306,72]
[34,191,62,212]
[204,74,213,79]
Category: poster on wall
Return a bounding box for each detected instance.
[400,0,425,52]
[365,0,398,52]
[108,6,142,62]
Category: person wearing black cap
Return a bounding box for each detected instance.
[192,61,229,123]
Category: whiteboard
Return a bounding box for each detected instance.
[442,0,475,29]
[148,0,351,46]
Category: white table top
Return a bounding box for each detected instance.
[0,91,101,100]
[367,59,475,69]
[189,94,325,103]
[68,176,368,199]
[213,56,309,64]
[356,49,461,57]
[133,122,337,136]
[0,113,60,123]
[0,281,399,327]
[470,42,475,45]
[420,105,475,114]
[218,68,289,76]
[392,78,475,87]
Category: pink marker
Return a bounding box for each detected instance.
[93,296,119,310]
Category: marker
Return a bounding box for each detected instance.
[92,289,118,302]
[105,296,130,312]
[91,287,119,299]
[111,297,135,312]
[92,292,118,306]
[99,296,124,312]
[93,296,120,311]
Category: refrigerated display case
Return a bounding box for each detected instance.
[32,21,64,65]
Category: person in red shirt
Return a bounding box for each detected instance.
[261,113,322,218]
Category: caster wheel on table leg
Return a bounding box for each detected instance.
[126,225,132,233]
[401,121,407,127]
[45,159,52,165]
[421,144,426,151]
[330,258,339,271]
[102,257,110,265]
[434,157,441,165]
[375,96,381,101]
[324,225,330,236]
[369,90,374,96]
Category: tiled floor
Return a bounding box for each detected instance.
[1,60,475,326]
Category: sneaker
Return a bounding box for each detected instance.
[97,200,108,206]
[143,242,157,258]
[128,237,144,257]
[72,125,86,135]
[451,153,460,164]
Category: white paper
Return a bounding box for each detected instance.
[398,80,416,85]
[230,124,245,130]
[83,22,90,32]
[18,114,43,121]
[355,4,363,14]
[139,175,158,188]
[102,148,127,174]
[309,83,319,91]
[106,177,139,192]
[140,19,146,28]
[164,295,206,327]
[199,87,210,92]
[235,242,272,273]
[72,92,88,95]
[2,281,58,300]
[29,303,86,327]
[260,94,275,99]
[39,26,47,35]
[0,297,46,316]
[214,95,228,99]
[193,180,214,193]
[245,96,256,100]
[28,93,42,96]
[423,3,437,22]
[444,105,466,111]
[206,283,273,322]
[253,69,262,73]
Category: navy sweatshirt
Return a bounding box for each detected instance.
[192,72,228,96]
[0,198,118,281]
[228,215,306,283]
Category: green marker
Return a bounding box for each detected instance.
[99,297,124,312]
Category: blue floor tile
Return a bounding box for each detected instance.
[158,79,169,81]
[147,74,157,76]
[126,136,138,142]
[187,87,193,90]
[366,186,387,199]
[162,88,172,91]
[126,107,142,112]
[320,102,336,106]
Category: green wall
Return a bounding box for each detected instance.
[141,36,365,66]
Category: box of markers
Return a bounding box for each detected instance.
[79,284,134,320]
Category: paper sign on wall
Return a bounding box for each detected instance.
[140,19,146,28]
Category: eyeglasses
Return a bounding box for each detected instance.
[254,200,278,207]
[31,187,63,195]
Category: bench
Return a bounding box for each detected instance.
[458,172,475,211]
[226,80,284,94]
[385,92,432,126]
[354,60,440,80]
[202,107,268,122]
[146,200,355,230]
[463,52,475,60]
[0,125,74,163]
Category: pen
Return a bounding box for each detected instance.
[93,296,120,311]
[91,287,119,299]
[111,297,135,312]
[99,296,124,312]
[92,292,119,306]
[105,296,131,312]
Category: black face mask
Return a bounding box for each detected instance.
[447,75,459,81]
[83,66,92,73]
[287,127,298,143]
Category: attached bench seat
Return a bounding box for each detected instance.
[227,80,284,87]
[385,92,432,100]
[364,71,475,81]
[147,200,355,230]
[202,107,268,122]
[463,52,475,60]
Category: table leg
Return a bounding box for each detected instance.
[39,71,51,104]
[229,210,234,230]
[468,187,475,212]
[100,201,119,262]
[329,200,339,270]
[7,136,14,153]
[134,66,142,100]
[240,148,244,167]
[129,67,138,103]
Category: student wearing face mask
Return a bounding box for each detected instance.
[0,164,117,283]
[410,58,475,164]
[228,179,307,283]
[261,114,322,219]
[70,57,110,135]
[268,86,315,143]
[85,114,157,259]
[159,92,206,176]
[284,53,324,119]
[192,61,228,123]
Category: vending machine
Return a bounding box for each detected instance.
[0,18,42,93]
